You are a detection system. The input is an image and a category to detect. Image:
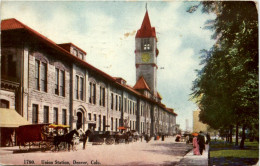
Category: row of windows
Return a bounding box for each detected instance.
[127,100,137,115]
[35,60,47,92]
[34,61,160,118]
[87,113,121,132]
[140,104,144,116]
[140,104,150,117]
[73,48,84,60]
[1,53,17,78]
[55,68,65,96]
[32,104,67,125]
[89,82,96,104]
[140,122,145,133]
[110,93,122,111]
[110,117,120,132]
[35,60,65,97]
[75,75,84,100]
[129,120,136,130]
[99,87,105,106]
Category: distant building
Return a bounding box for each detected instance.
[1,9,177,137]
[193,109,208,132]
[185,119,189,131]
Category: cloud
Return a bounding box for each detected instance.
[123,30,136,39]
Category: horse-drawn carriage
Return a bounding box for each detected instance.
[87,131,115,145]
[84,128,136,145]
[16,124,78,152]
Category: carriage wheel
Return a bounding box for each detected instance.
[105,138,115,145]
[40,142,47,152]
[58,142,66,151]
[50,144,56,152]
[19,143,28,150]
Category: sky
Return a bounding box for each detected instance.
[1,1,216,130]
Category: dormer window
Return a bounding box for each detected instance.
[142,38,151,51]
[73,49,78,57]
[79,52,83,60]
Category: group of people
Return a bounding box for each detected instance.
[192,131,210,155]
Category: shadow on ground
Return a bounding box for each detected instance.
[118,161,179,166]
[209,141,259,166]
[210,157,258,166]
[142,142,192,156]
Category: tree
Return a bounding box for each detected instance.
[190,2,258,148]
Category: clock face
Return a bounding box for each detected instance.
[141,53,151,62]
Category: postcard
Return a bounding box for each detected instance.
[0,1,258,166]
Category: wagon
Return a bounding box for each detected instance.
[88,131,115,145]
[16,123,70,151]
[16,123,52,151]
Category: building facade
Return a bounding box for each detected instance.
[1,10,177,136]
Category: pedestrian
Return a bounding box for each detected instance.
[185,135,190,144]
[198,131,206,155]
[175,134,181,142]
[192,133,200,155]
[206,133,211,144]
[145,134,149,143]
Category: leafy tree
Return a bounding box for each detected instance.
[190,2,258,148]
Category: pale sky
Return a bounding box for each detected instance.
[1,1,216,130]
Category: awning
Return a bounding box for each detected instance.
[86,120,96,124]
[118,126,126,130]
[0,108,30,127]
[48,124,70,129]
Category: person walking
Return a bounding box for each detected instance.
[192,133,200,155]
[162,134,165,141]
[206,133,211,144]
[198,131,206,155]
[140,133,143,142]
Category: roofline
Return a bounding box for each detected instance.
[58,43,87,55]
[2,18,174,115]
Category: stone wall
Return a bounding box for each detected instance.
[27,48,71,125]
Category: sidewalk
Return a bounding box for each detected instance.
[176,144,209,166]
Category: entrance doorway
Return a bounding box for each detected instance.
[76,111,83,130]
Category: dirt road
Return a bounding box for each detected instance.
[0,136,192,165]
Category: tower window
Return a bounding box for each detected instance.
[142,39,151,51]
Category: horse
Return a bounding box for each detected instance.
[144,134,152,143]
[132,131,139,142]
[53,129,79,151]
[82,129,93,149]
[66,129,79,151]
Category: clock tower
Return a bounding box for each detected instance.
[135,10,158,97]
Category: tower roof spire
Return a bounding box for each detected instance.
[135,9,156,38]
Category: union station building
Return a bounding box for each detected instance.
[0,10,177,137]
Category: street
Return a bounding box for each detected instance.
[0,137,192,166]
